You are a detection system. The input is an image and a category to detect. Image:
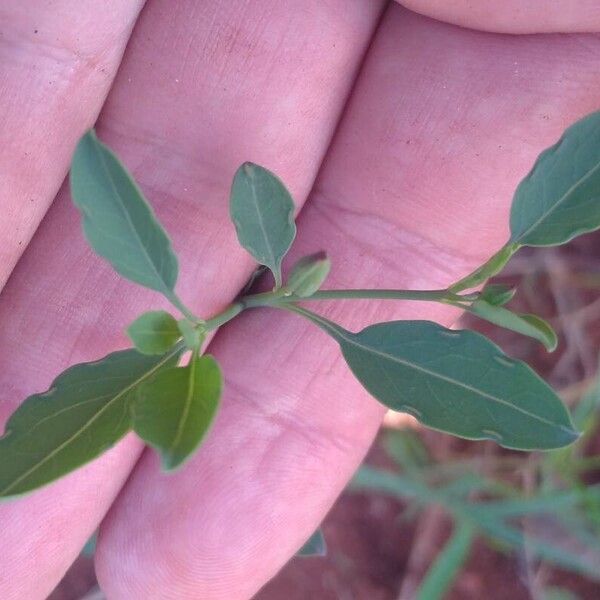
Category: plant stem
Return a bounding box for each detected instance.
[295,288,452,302]
[200,287,477,333]
[243,288,468,307]
[203,302,244,331]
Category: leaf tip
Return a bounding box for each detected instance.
[160,452,186,472]
[241,161,258,177]
[537,424,581,451]
[558,425,582,447]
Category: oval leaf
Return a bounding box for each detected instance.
[286,252,331,297]
[230,162,296,288]
[70,131,180,297]
[0,348,180,498]
[510,111,600,246]
[289,307,577,450]
[127,310,181,355]
[468,300,558,352]
[133,354,222,471]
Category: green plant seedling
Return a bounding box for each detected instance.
[3,111,600,501]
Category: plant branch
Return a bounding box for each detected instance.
[243,287,474,308]
[199,287,478,334]
[203,302,245,331]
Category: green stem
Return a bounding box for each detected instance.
[293,288,451,302]
[199,287,477,334]
[243,288,469,307]
[203,302,245,331]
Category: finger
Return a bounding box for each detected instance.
[397,0,600,33]
[0,1,384,598]
[96,7,600,599]
[0,0,145,290]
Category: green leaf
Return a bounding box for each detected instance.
[479,283,516,307]
[0,348,180,498]
[468,300,558,351]
[289,306,578,450]
[177,318,204,351]
[127,310,181,355]
[230,162,296,288]
[297,529,327,557]
[70,131,183,306]
[449,244,518,292]
[286,252,331,297]
[133,354,222,471]
[510,111,600,246]
[416,521,474,600]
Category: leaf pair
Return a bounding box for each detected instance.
[0,133,225,498]
[0,347,221,498]
[0,348,180,498]
[71,133,224,472]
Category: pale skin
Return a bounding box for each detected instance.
[1,1,600,598]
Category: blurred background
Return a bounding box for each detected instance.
[52,237,600,599]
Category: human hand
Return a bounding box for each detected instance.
[1,1,599,598]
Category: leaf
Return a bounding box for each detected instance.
[230,162,296,288]
[0,348,180,498]
[297,529,327,557]
[133,354,222,471]
[289,306,578,450]
[510,111,600,246]
[177,318,204,351]
[449,244,518,292]
[468,300,558,351]
[286,252,331,297]
[127,310,181,355]
[479,283,516,307]
[70,131,181,303]
[416,521,474,600]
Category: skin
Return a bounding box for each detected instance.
[0,1,599,598]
